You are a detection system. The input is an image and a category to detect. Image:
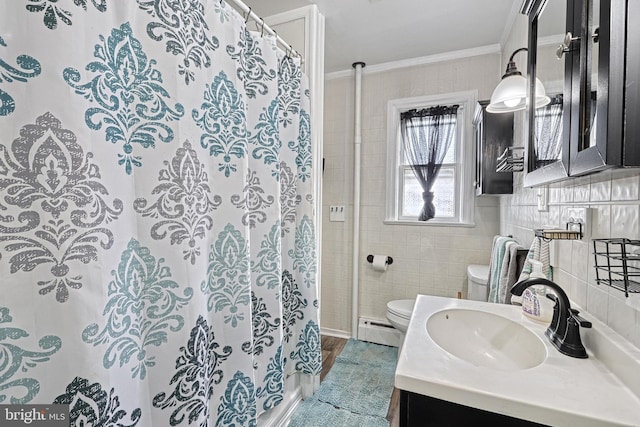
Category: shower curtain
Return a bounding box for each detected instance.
[0,1,320,426]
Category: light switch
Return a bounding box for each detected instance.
[537,186,549,212]
[329,205,346,222]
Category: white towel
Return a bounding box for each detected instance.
[487,235,518,303]
[511,237,552,304]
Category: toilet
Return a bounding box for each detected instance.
[385,299,415,349]
[467,264,490,301]
[385,264,489,349]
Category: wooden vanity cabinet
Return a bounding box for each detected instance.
[400,390,549,427]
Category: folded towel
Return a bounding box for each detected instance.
[487,235,518,303]
[498,241,523,304]
[511,237,552,304]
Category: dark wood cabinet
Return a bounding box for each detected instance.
[567,0,636,175]
[473,100,514,195]
[400,390,549,427]
[522,0,640,185]
[623,0,640,165]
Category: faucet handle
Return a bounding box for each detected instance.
[570,308,592,328]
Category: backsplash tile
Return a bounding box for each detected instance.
[502,168,640,350]
[611,204,640,238]
[573,182,591,203]
[591,205,611,238]
[611,172,640,201]
[571,240,590,282]
[560,184,574,203]
[571,275,588,309]
[587,284,609,323]
[590,178,611,202]
[608,294,638,344]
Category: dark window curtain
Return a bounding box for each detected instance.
[400,105,458,221]
[534,94,563,167]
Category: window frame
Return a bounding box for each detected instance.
[385,91,477,226]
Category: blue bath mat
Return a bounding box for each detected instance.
[314,355,396,418]
[288,397,390,427]
[289,339,396,426]
[335,338,398,368]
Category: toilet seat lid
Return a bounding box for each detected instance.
[467,264,490,285]
[387,299,415,319]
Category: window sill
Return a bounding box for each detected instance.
[383,219,476,227]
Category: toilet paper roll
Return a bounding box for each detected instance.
[371,255,388,272]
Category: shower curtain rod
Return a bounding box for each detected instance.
[225,0,302,59]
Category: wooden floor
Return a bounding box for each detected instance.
[321,335,400,427]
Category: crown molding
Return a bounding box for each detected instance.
[325,44,501,81]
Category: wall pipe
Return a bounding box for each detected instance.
[352,61,365,338]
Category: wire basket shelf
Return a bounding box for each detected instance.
[592,238,640,297]
[496,147,524,173]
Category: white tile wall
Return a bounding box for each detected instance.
[500,168,640,350]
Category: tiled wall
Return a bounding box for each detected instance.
[321,55,502,335]
[500,15,640,349]
[501,169,640,349]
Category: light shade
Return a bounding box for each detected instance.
[486,74,527,113]
[487,47,551,113]
[486,75,551,113]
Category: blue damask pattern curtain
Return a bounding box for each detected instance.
[0,1,320,426]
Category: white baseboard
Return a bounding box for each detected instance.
[320,327,351,340]
[357,317,401,347]
[320,321,401,347]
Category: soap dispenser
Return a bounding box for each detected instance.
[521,260,554,323]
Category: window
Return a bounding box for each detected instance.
[385,91,476,225]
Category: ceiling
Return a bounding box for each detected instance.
[241,0,521,74]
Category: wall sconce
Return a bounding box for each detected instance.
[487,47,551,113]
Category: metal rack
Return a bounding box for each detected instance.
[592,238,640,297]
[534,220,583,241]
[496,147,524,173]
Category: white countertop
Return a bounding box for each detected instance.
[395,295,640,427]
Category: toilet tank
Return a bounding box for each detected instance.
[467,264,490,301]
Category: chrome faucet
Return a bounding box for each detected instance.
[511,278,592,359]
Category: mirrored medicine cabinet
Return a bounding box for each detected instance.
[522,0,640,187]
[523,0,570,187]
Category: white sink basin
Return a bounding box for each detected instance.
[395,295,640,427]
[426,308,547,371]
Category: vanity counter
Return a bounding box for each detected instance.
[395,295,640,426]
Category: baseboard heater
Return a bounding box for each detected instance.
[357,317,401,347]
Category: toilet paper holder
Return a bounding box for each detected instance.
[366,255,393,265]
